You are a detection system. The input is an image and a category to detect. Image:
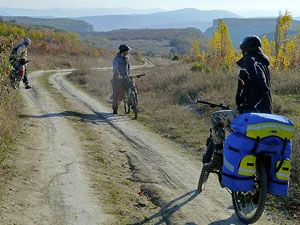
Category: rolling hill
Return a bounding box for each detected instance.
[1,16,94,33]
[79,8,240,32]
[204,18,300,47]
[80,28,208,55]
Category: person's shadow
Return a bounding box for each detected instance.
[133,190,199,225]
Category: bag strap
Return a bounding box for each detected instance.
[275,139,288,174]
[251,137,260,153]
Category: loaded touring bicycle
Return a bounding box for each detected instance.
[197,99,296,224]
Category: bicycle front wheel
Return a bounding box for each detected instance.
[197,165,210,193]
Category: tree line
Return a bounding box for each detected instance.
[188,11,299,72]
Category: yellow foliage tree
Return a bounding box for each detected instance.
[261,36,271,57]
[261,36,277,69]
[274,11,295,70]
[277,40,296,70]
[192,40,200,56]
[209,19,235,70]
[192,40,206,63]
[275,11,293,57]
[209,31,221,57]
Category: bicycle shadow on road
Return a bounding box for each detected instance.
[134,190,199,225]
[19,111,132,124]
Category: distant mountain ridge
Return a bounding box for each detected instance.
[1,16,94,33]
[80,28,207,55]
[79,8,240,32]
[0,7,165,18]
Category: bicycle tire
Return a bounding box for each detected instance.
[124,92,130,114]
[232,160,268,224]
[203,140,215,164]
[132,92,138,119]
[197,165,210,193]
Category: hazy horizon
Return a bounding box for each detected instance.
[1,0,300,17]
[1,7,300,19]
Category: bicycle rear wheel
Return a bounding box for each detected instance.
[124,101,130,114]
[131,92,138,119]
[232,160,268,224]
[124,93,130,114]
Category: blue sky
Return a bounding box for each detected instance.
[1,0,300,16]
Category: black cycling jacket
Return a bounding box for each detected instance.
[236,51,272,114]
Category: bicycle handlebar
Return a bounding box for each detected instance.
[129,73,146,79]
[196,100,231,110]
[187,95,231,110]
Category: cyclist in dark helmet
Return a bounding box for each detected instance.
[111,44,131,114]
[205,35,272,171]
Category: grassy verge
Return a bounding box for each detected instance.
[67,60,300,220]
[30,53,112,71]
[38,73,157,224]
[0,89,24,163]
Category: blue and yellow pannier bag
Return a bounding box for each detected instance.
[222,133,292,195]
[222,133,257,192]
[268,146,292,196]
[231,113,295,140]
[222,113,294,196]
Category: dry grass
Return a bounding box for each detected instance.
[0,86,24,163]
[30,52,112,71]
[29,50,143,72]
[68,60,300,219]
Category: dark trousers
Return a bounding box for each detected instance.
[23,65,29,85]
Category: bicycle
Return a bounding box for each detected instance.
[10,59,30,90]
[193,97,293,224]
[123,74,145,119]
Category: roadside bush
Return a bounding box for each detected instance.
[191,62,210,73]
[0,36,23,163]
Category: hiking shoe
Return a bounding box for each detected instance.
[205,153,223,172]
[113,110,118,115]
[25,85,32,89]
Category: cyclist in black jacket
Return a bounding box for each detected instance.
[207,35,272,171]
[236,36,272,114]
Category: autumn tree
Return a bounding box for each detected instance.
[261,36,271,57]
[275,11,293,57]
[209,19,236,70]
[274,11,295,70]
[192,40,206,63]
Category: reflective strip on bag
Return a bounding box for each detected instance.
[246,122,295,139]
[224,156,235,173]
[276,160,291,181]
[238,155,257,176]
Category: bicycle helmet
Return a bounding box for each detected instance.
[240,35,261,52]
[119,44,130,53]
[24,37,32,46]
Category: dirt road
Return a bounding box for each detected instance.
[0,69,278,225]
